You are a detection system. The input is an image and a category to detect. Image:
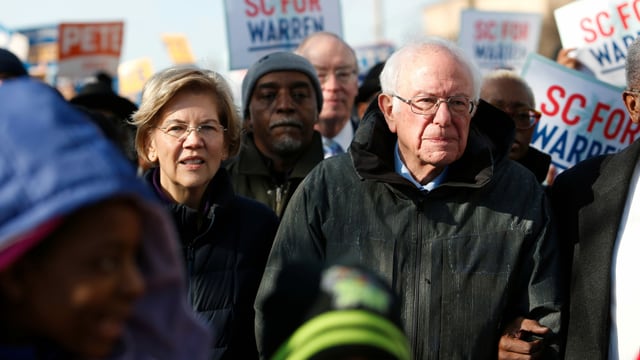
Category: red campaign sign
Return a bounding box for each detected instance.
[58,22,123,60]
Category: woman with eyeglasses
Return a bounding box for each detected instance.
[131,66,279,360]
[480,69,552,184]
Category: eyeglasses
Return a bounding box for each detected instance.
[392,94,475,115]
[509,108,541,130]
[156,123,226,142]
[316,68,357,85]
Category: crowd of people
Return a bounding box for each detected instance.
[0,26,639,360]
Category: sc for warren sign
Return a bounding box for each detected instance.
[554,0,640,87]
[458,9,541,74]
[521,54,638,173]
[224,0,343,70]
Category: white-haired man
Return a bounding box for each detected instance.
[255,37,562,359]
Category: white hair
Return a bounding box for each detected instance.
[380,36,482,101]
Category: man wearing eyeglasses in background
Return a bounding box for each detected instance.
[295,32,359,158]
[480,69,552,184]
[255,37,562,359]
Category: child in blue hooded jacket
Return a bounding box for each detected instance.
[0,78,210,359]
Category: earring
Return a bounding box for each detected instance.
[147,146,157,162]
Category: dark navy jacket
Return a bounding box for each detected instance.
[145,168,278,360]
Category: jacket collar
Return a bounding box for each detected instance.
[350,99,514,188]
[145,167,236,213]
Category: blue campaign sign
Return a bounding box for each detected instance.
[353,42,394,82]
[223,0,343,70]
[15,24,59,83]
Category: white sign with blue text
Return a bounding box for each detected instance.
[521,53,638,173]
[458,9,541,74]
[555,0,640,87]
[224,0,343,70]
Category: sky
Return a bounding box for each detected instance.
[1,0,435,74]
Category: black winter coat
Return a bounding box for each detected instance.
[145,168,279,360]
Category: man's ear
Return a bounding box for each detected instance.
[378,93,397,133]
[623,91,640,124]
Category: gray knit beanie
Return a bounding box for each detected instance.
[241,51,323,118]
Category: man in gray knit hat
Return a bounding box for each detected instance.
[226,51,324,217]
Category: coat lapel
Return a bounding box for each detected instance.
[574,140,640,354]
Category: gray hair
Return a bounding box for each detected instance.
[482,69,535,107]
[626,37,640,89]
[380,37,481,101]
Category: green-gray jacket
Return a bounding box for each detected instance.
[225,131,324,217]
[255,101,562,359]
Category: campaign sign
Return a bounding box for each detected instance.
[224,0,343,70]
[17,25,59,82]
[161,33,195,65]
[521,53,638,172]
[57,22,124,80]
[458,9,542,74]
[353,42,395,82]
[555,0,640,87]
[118,57,154,104]
[0,23,29,61]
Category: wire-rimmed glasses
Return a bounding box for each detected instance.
[156,122,226,142]
[316,67,358,85]
[509,108,542,130]
[392,94,475,115]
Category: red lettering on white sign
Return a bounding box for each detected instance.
[59,22,123,59]
[541,84,640,144]
[244,0,322,17]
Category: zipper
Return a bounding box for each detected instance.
[186,204,218,306]
[275,184,289,217]
[413,200,423,359]
[186,244,195,305]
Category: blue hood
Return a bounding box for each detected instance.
[0,78,210,359]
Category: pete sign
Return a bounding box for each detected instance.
[224,0,342,70]
[521,54,639,172]
[57,21,124,80]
